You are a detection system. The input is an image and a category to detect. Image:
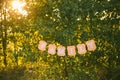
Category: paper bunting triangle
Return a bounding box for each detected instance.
[86,40,97,51]
[77,44,87,54]
[57,45,66,56]
[38,40,47,51]
[48,44,56,55]
[67,46,76,56]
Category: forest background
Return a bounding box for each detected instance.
[0,0,120,80]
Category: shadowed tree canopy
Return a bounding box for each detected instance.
[0,0,120,80]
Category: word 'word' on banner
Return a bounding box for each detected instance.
[38,39,97,56]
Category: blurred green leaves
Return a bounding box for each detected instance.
[0,0,120,80]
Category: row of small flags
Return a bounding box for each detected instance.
[38,39,97,56]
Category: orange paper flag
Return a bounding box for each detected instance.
[67,46,76,56]
[77,44,87,54]
[38,40,47,51]
[48,44,56,55]
[57,45,65,56]
[86,40,97,51]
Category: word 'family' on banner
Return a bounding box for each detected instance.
[38,39,97,56]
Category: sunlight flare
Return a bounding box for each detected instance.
[12,1,28,16]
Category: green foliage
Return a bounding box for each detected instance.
[0,0,120,80]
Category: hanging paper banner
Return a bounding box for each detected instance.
[67,46,76,56]
[57,45,66,56]
[86,40,97,51]
[77,44,87,54]
[38,40,47,51]
[38,39,97,56]
[48,44,56,55]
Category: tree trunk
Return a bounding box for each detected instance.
[1,1,7,67]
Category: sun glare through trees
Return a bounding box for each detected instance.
[0,0,120,80]
[12,1,28,16]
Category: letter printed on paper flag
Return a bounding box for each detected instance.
[57,45,65,56]
[77,44,87,54]
[48,44,56,55]
[67,46,76,56]
[38,40,47,51]
[86,40,97,51]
